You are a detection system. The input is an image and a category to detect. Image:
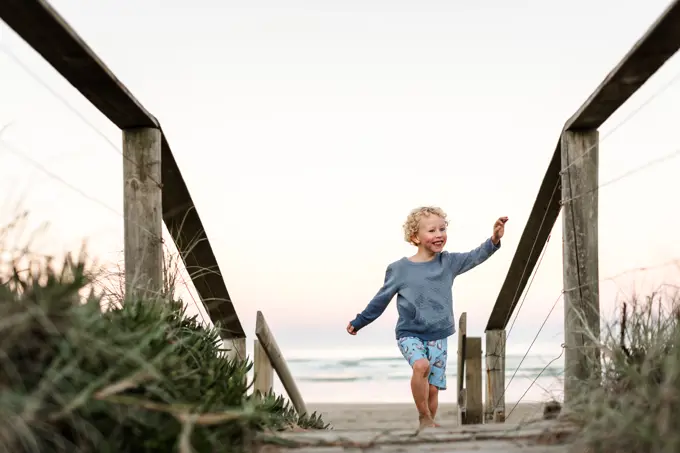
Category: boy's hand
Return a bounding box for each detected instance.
[492,216,509,245]
[346,323,357,335]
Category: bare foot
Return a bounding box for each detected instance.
[418,414,437,429]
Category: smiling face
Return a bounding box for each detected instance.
[412,213,448,254]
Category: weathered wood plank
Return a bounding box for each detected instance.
[0,0,156,129]
[254,338,274,395]
[485,0,680,331]
[561,130,600,404]
[566,0,680,130]
[123,128,163,298]
[224,337,246,361]
[258,442,570,453]
[462,337,482,425]
[257,420,576,452]
[0,0,245,338]
[485,330,506,423]
[255,311,307,415]
[456,313,467,424]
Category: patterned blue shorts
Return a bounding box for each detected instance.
[397,336,448,390]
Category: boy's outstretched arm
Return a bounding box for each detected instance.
[448,216,508,276]
[347,264,400,335]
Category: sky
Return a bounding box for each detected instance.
[1,0,680,361]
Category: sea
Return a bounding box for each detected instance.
[260,346,565,404]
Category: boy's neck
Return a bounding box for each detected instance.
[409,247,437,263]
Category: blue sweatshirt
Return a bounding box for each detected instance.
[350,238,500,341]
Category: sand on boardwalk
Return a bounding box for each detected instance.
[308,402,546,430]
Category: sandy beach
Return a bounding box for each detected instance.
[308,402,546,430]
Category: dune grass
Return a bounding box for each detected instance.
[568,285,680,453]
[0,221,327,453]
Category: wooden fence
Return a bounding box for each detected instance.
[0,0,245,345]
[6,0,680,425]
[452,0,680,425]
[254,311,308,415]
[0,0,308,415]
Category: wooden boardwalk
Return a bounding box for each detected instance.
[256,420,576,452]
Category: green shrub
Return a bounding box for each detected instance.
[0,252,327,453]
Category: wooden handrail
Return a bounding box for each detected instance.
[485,0,680,332]
[0,0,245,339]
[255,311,307,415]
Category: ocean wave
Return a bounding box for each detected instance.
[288,354,561,363]
[285,354,564,385]
[294,368,563,383]
[297,376,374,382]
[289,356,403,365]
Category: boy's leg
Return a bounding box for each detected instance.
[428,385,440,419]
[411,358,432,425]
[397,337,435,427]
[425,338,448,424]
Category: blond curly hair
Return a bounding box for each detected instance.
[403,206,448,245]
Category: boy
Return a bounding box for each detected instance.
[346,207,507,428]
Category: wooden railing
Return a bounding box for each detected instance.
[470,0,680,424]
[0,0,309,414]
[0,0,245,352]
[457,311,504,425]
[456,313,482,424]
[253,311,308,415]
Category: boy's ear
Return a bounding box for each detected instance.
[411,234,420,245]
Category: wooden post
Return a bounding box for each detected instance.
[561,130,600,405]
[464,337,483,424]
[254,339,274,396]
[456,313,467,425]
[255,311,308,415]
[225,337,246,362]
[123,127,163,298]
[485,330,506,423]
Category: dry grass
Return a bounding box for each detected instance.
[0,218,328,453]
[569,285,680,453]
